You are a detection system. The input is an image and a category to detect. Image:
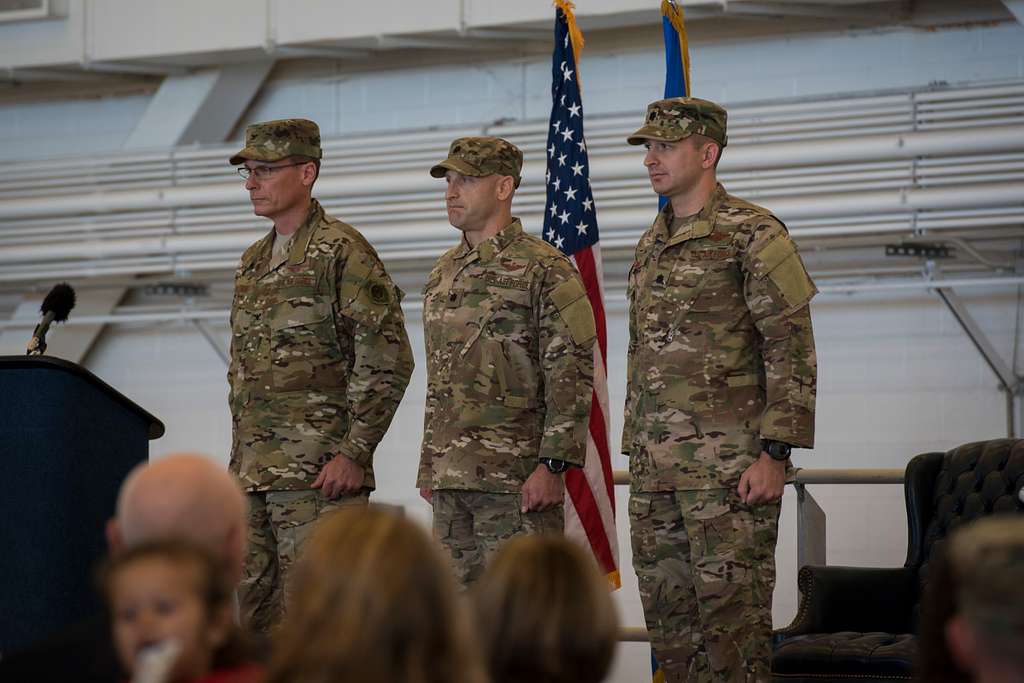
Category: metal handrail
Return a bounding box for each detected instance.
[612,467,906,643]
[612,468,904,486]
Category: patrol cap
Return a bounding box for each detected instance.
[627,97,728,148]
[229,118,322,166]
[429,136,523,188]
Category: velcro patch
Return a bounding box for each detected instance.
[483,274,530,290]
[690,247,736,261]
[549,278,596,346]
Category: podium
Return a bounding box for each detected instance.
[0,356,164,653]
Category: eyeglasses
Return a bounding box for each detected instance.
[236,161,311,180]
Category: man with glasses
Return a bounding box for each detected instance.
[228,118,414,632]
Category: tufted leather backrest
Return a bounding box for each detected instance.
[914,439,1024,603]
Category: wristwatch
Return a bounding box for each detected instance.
[540,457,570,474]
[761,440,792,461]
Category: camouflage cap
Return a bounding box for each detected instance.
[626,97,728,148]
[429,136,523,188]
[229,118,322,165]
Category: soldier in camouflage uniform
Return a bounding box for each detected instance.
[623,98,817,682]
[417,137,596,585]
[227,118,414,632]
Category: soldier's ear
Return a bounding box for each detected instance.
[301,160,318,189]
[702,141,721,169]
[496,175,516,201]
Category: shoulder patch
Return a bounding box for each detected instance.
[749,235,796,279]
[368,282,391,306]
[549,278,596,346]
[339,251,374,302]
[750,235,817,308]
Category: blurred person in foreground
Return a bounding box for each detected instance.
[264,506,486,683]
[471,534,619,683]
[917,515,1024,683]
[102,540,262,683]
[0,453,251,683]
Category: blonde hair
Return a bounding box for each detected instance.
[264,507,486,683]
[472,535,619,683]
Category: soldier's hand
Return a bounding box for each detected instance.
[419,487,433,505]
[312,453,365,500]
[737,453,786,505]
[521,464,565,513]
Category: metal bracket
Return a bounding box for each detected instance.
[192,319,228,366]
[885,243,952,259]
[795,482,827,569]
[936,286,1024,436]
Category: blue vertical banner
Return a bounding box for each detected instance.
[659,0,692,210]
[662,0,691,98]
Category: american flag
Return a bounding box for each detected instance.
[544,1,619,588]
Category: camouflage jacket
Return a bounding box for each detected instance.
[228,200,414,492]
[417,219,596,493]
[624,184,817,492]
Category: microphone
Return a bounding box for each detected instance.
[26,282,76,356]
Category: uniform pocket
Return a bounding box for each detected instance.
[230,307,262,385]
[627,495,658,564]
[269,298,343,391]
[715,373,765,429]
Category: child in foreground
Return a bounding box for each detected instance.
[102,539,262,683]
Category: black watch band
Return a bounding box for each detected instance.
[540,457,570,474]
[762,440,792,461]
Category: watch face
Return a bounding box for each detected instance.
[543,459,567,473]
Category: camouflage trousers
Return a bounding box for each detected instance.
[629,489,780,683]
[239,488,369,633]
[432,489,564,586]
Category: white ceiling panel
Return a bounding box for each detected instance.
[89,0,265,61]
[272,0,462,44]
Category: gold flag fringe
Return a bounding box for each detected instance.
[553,0,586,91]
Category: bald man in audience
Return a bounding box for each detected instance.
[107,453,248,585]
[0,453,250,683]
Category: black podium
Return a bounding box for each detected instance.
[0,356,164,654]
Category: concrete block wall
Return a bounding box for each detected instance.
[238,22,1024,137]
[2,21,1024,161]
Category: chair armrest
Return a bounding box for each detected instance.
[775,565,918,640]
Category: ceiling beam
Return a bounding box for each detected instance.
[1003,0,1024,24]
[123,60,274,149]
[724,1,900,20]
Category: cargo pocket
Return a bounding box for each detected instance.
[626,497,659,565]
